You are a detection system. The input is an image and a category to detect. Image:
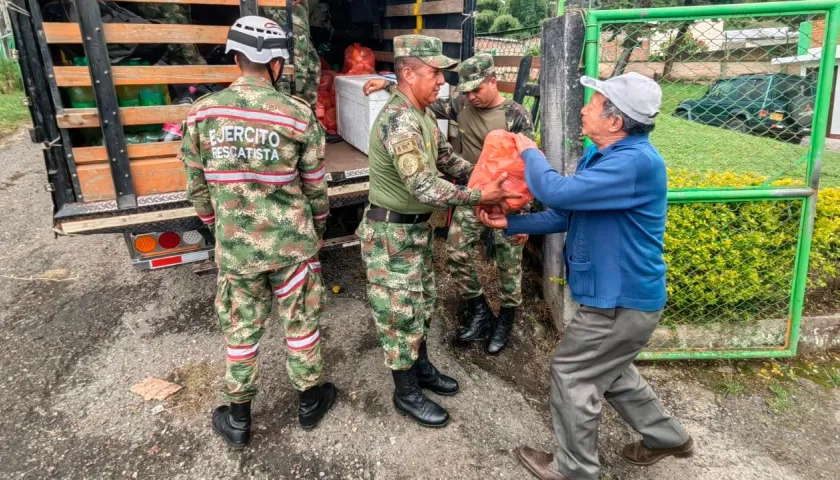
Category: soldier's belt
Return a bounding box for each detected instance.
[367,205,432,224]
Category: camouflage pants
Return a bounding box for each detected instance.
[216,258,325,402]
[357,211,435,371]
[446,206,524,307]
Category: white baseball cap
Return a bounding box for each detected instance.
[580,72,662,125]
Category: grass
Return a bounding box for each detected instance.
[767,381,793,413]
[715,378,746,397]
[655,82,840,187]
[0,91,30,137]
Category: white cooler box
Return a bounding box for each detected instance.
[334,74,450,155]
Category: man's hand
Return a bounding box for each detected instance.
[363,79,391,96]
[514,133,539,155]
[511,234,529,246]
[478,209,509,230]
[478,172,523,206]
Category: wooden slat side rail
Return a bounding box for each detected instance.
[77,157,186,202]
[53,65,294,87]
[492,56,542,69]
[383,29,462,44]
[386,0,463,17]
[374,51,395,63]
[115,0,286,6]
[43,23,229,45]
[73,142,181,165]
[58,105,192,128]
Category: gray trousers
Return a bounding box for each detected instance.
[549,306,689,480]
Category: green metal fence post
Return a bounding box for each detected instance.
[786,5,840,355]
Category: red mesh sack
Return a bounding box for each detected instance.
[343,43,375,75]
[467,130,533,211]
[319,56,331,71]
[319,70,336,91]
[323,107,337,134]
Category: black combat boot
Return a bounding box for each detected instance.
[486,306,516,355]
[416,341,459,396]
[458,294,495,342]
[299,382,338,430]
[211,401,252,449]
[392,365,450,428]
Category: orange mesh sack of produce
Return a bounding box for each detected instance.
[467,130,534,211]
[343,43,376,75]
[316,70,337,134]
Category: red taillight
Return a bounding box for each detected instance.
[758,109,768,118]
[158,232,181,250]
[805,104,813,112]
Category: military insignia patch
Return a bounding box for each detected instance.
[398,153,421,176]
[393,138,417,156]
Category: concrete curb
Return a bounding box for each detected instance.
[798,314,840,353]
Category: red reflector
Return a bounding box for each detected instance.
[758,109,768,118]
[151,256,182,269]
[158,232,181,249]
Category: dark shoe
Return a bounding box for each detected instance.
[416,342,459,396]
[486,306,516,355]
[621,436,695,466]
[211,401,251,449]
[515,446,568,480]
[458,295,495,342]
[392,365,450,428]
[299,382,338,430]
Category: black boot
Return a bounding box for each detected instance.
[458,295,496,342]
[211,401,251,449]
[392,365,450,428]
[416,342,459,396]
[299,382,338,430]
[486,306,516,355]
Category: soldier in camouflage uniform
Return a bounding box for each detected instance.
[133,4,207,65]
[263,0,321,108]
[364,53,534,355]
[179,16,336,449]
[357,35,518,428]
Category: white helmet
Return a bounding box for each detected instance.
[225,16,290,64]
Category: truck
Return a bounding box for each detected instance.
[8,0,481,269]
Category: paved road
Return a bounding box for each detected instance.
[1,134,837,479]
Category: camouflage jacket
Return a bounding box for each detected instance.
[179,75,328,274]
[263,3,321,108]
[134,4,206,65]
[368,89,480,214]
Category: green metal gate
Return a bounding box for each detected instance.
[583,1,839,360]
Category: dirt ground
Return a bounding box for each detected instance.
[1,134,839,480]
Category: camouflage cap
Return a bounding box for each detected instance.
[456,53,495,92]
[393,35,458,69]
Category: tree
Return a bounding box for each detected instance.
[490,14,522,34]
[476,10,499,33]
[506,0,548,28]
[477,0,503,13]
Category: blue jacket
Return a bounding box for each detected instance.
[506,134,668,311]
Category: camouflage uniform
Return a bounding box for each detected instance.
[358,36,482,370]
[179,75,329,402]
[385,54,534,308]
[263,2,321,108]
[135,4,206,65]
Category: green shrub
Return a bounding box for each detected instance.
[663,170,840,325]
[476,10,499,33]
[490,14,522,33]
[0,59,22,95]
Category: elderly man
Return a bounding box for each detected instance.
[479,72,693,480]
[364,53,534,354]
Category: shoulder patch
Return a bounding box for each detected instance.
[393,138,417,156]
[398,153,422,176]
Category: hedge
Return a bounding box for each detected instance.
[663,170,840,325]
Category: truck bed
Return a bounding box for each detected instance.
[324,141,369,182]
